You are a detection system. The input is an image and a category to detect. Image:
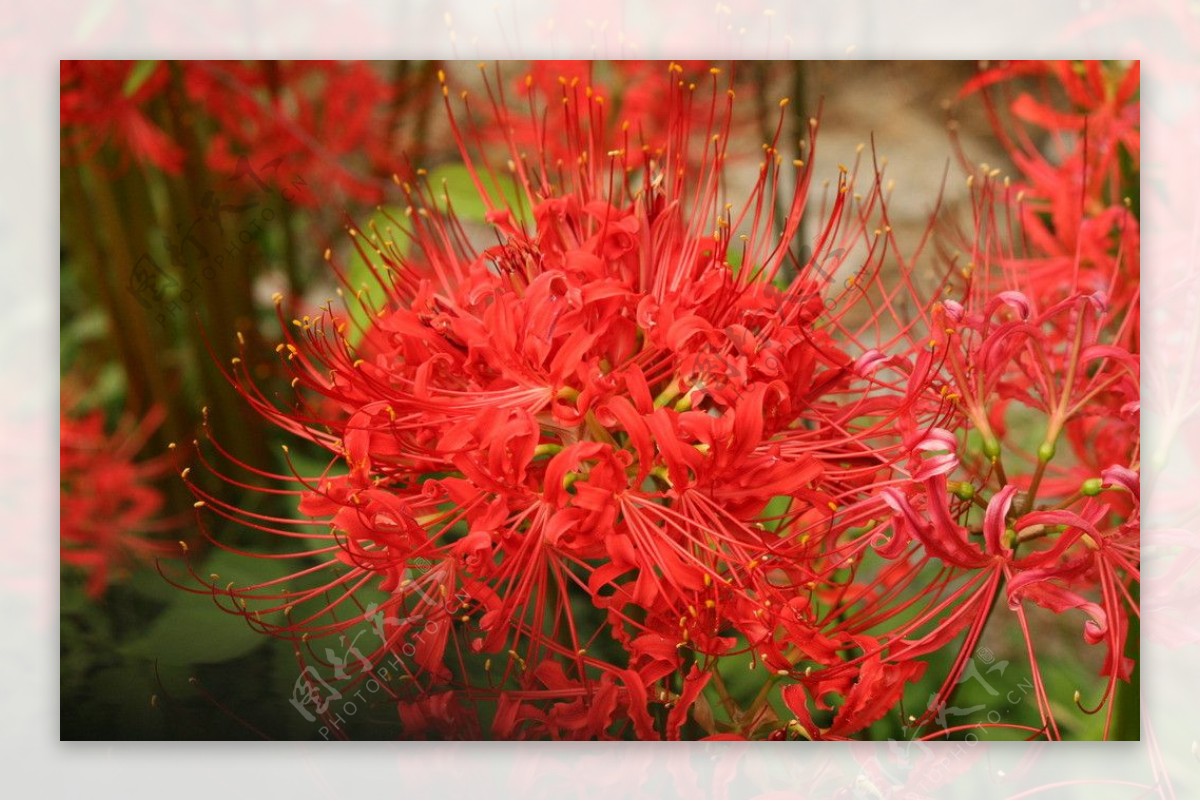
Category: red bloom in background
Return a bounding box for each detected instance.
[507,61,758,168]
[60,398,175,598]
[61,60,443,206]
[60,60,184,174]
[184,61,403,206]
[959,60,1140,325]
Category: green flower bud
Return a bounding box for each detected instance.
[982,437,1001,460]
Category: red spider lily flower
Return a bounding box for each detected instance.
[182,62,942,740]
[60,398,177,598]
[957,60,1140,321]
[60,60,185,174]
[783,160,1139,740]
[961,60,1139,212]
[782,655,928,740]
[511,61,749,166]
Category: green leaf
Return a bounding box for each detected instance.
[126,564,187,604]
[760,495,792,532]
[425,163,525,223]
[123,603,271,665]
[121,550,304,666]
[122,60,158,98]
[341,205,410,348]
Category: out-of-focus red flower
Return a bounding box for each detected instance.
[60,60,185,173]
[959,60,1140,321]
[505,61,759,168]
[60,398,175,598]
[184,61,427,206]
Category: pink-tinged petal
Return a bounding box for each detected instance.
[1007,570,1108,645]
[1101,465,1140,498]
[987,290,1033,320]
[984,484,1019,555]
[909,427,959,481]
[852,349,891,376]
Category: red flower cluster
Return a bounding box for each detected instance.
[185,61,1139,741]
[60,60,433,204]
[61,398,175,598]
[61,60,185,174]
[184,61,420,206]
[960,60,1140,323]
[507,61,755,166]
